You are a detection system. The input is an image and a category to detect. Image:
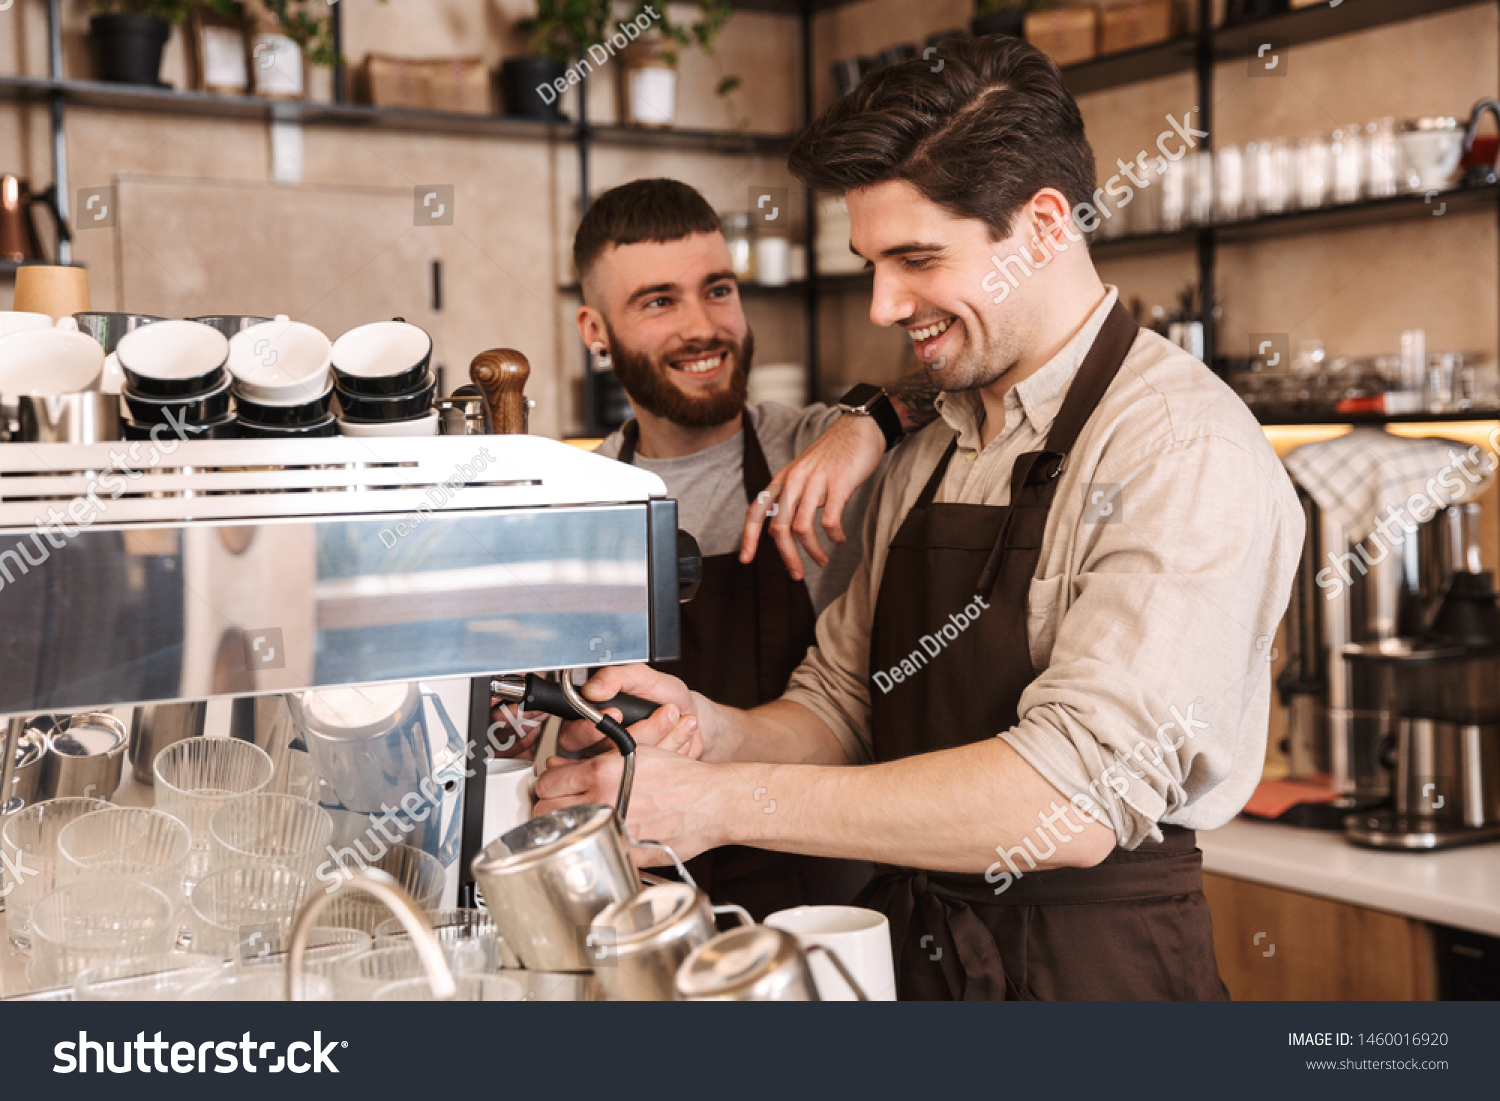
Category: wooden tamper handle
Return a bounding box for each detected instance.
[469,348,531,435]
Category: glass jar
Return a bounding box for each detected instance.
[720,213,756,281]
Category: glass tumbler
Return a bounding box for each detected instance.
[209,792,332,877]
[153,737,274,886]
[332,942,491,1001]
[376,908,509,971]
[57,807,192,902]
[186,864,311,962]
[1189,150,1215,225]
[2,796,109,955]
[1296,134,1331,209]
[1253,138,1292,215]
[73,952,227,1001]
[372,973,526,1002]
[1215,144,1245,221]
[28,878,177,988]
[1366,118,1400,199]
[1331,125,1366,203]
[318,844,446,934]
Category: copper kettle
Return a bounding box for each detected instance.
[0,175,70,263]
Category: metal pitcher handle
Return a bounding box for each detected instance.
[804,944,870,1002]
[712,903,754,928]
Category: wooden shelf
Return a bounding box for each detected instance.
[0,76,793,155]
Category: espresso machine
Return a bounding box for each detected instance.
[1277,495,1495,834]
[1342,505,1500,849]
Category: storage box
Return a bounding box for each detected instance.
[1025,8,1099,68]
[1098,0,1177,55]
[357,55,491,114]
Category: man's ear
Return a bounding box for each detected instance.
[577,306,608,356]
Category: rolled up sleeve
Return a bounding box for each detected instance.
[1003,433,1296,849]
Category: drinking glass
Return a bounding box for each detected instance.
[187,967,332,1001]
[1253,138,1292,215]
[153,737,273,885]
[238,924,372,975]
[29,878,177,988]
[1331,125,1365,203]
[73,952,227,1001]
[1429,352,1462,413]
[1366,118,1400,199]
[317,843,445,934]
[1215,144,1245,221]
[1295,134,1331,209]
[372,973,526,1002]
[331,942,490,1001]
[57,807,191,902]
[209,792,332,877]
[1158,155,1190,232]
[185,864,311,962]
[2,796,109,954]
[1189,150,1215,225]
[375,908,507,971]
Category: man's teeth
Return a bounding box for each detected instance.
[676,354,722,374]
[909,318,954,342]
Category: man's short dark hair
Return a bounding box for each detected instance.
[787,36,1095,241]
[573,179,722,289]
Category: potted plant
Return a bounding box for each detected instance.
[502,0,613,121]
[971,0,1048,39]
[618,0,738,129]
[85,0,193,86]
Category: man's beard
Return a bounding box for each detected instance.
[606,322,753,429]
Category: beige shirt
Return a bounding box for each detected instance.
[783,288,1305,849]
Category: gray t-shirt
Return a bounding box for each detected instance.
[595,402,877,615]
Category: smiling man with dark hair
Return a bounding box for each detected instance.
[536,39,1304,1001]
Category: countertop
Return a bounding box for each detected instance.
[1199,817,1500,938]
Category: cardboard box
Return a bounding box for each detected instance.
[1098,0,1177,55]
[1025,8,1100,68]
[358,55,491,114]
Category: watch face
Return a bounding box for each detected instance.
[840,384,882,410]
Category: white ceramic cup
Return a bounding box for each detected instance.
[765,904,897,1001]
[755,236,790,286]
[228,314,332,404]
[0,326,105,395]
[0,311,54,338]
[481,757,535,842]
[337,410,440,437]
[1396,129,1463,192]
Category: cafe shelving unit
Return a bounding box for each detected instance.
[1,0,1489,427]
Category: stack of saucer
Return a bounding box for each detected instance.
[228,315,336,439]
[332,320,439,437]
[115,320,236,441]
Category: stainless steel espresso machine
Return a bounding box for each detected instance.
[0,384,693,915]
[1279,492,1500,847]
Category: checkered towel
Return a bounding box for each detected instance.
[1283,427,1494,543]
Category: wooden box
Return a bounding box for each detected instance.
[1098,0,1177,55]
[1025,7,1100,68]
[357,55,491,114]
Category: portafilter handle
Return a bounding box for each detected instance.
[469,348,531,435]
[559,672,635,821]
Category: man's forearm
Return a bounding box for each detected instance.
[696,696,851,767]
[886,368,942,433]
[713,737,1117,874]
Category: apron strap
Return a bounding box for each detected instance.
[974,300,1140,598]
[913,436,960,509]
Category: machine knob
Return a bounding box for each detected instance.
[677,530,702,603]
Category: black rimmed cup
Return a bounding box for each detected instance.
[115,320,230,399]
[335,372,436,422]
[232,379,336,428]
[330,320,433,397]
[122,372,232,425]
[122,411,238,441]
[235,414,337,439]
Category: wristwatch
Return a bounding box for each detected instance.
[837,384,903,451]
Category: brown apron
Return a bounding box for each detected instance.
[619,412,873,920]
[860,301,1228,1000]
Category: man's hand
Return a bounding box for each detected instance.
[556,664,705,755]
[740,413,885,579]
[534,745,729,865]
